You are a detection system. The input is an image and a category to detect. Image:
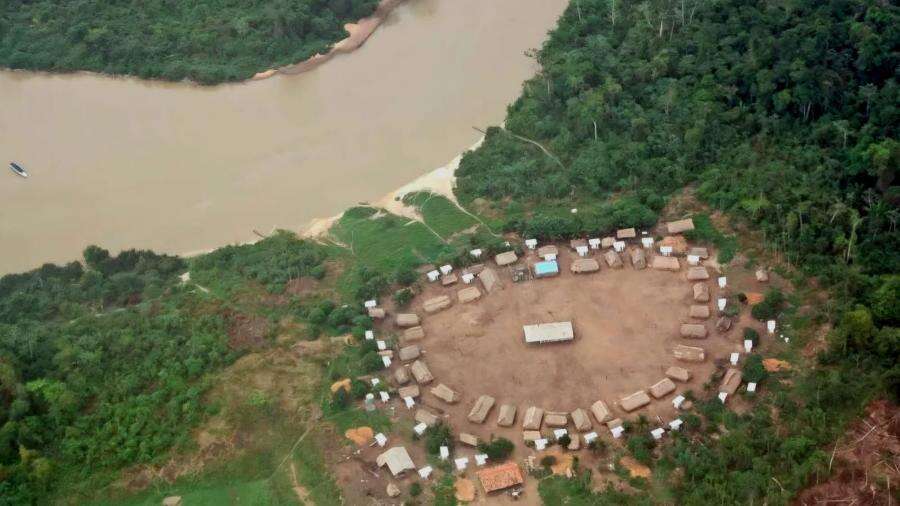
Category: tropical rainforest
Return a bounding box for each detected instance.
[0,0,379,83]
[0,0,897,504]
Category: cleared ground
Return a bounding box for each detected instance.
[411,248,740,432]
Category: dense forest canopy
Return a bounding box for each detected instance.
[458,0,898,278]
[0,0,379,83]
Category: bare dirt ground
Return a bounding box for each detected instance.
[413,248,737,422]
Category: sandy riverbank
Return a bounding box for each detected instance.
[301,135,484,239]
[254,0,406,80]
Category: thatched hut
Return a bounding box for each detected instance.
[522,406,544,430]
[649,378,676,399]
[604,250,623,268]
[692,283,710,302]
[571,258,600,274]
[467,395,495,423]
[680,323,708,339]
[423,295,452,314]
[689,305,710,319]
[430,383,460,404]
[619,390,651,412]
[497,405,517,427]
[673,344,706,362]
[652,256,681,271]
[686,267,710,281]
[494,251,518,266]
[666,218,695,234]
[396,313,420,328]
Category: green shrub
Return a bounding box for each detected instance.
[423,423,453,456]
[743,327,760,346]
[627,434,655,465]
[743,354,769,384]
[409,482,423,497]
[330,388,350,411]
[540,455,557,468]
[394,288,414,308]
[478,437,515,461]
[751,288,786,321]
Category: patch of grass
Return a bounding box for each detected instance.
[330,206,454,273]
[402,192,480,237]
[684,214,739,263]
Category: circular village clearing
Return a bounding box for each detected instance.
[350,217,781,503]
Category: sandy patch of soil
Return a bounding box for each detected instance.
[416,247,737,426]
[619,456,651,478]
[344,426,374,446]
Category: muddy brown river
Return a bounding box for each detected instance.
[0,0,567,274]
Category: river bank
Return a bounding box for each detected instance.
[0,0,569,275]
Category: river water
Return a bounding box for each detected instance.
[0,0,567,274]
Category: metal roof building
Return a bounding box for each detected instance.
[523,321,574,344]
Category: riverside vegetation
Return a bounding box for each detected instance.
[0,0,379,84]
[0,0,898,503]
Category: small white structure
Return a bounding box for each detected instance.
[575,245,589,257]
[744,340,754,353]
[470,249,483,258]
[613,241,626,252]
[651,428,665,440]
[523,321,574,344]
[718,276,727,288]
[544,253,557,261]
[418,466,433,479]
[584,432,598,444]
[374,433,388,447]
[717,298,727,311]
[379,391,390,402]
[461,273,475,284]
[660,246,673,256]
[439,446,450,460]
[767,320,776,334]
[454,457,469,471]
[747,382,758,393]
[365,330,374,340]
[534,438,548,450]
[553,428,568,440]
[687,255,700,265]
[382,356,391,368]
[427,270,440,282]
[641,237,654,248]
[588,238,601,249]
[364,299,378,309]
[611,426,625,439]
[718,392,728,403]
[413,422,428,435]
[404,397,415,409]
[440,264,453,275]
[377,340,386,351]
[371,378,381,386]
[784,337,790,343]
[571,208,578,214]
[730,352,740,365]
[672,395,685,409]
[474,454,488,466]
[525,239,538,249]
[669,419,684,431]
